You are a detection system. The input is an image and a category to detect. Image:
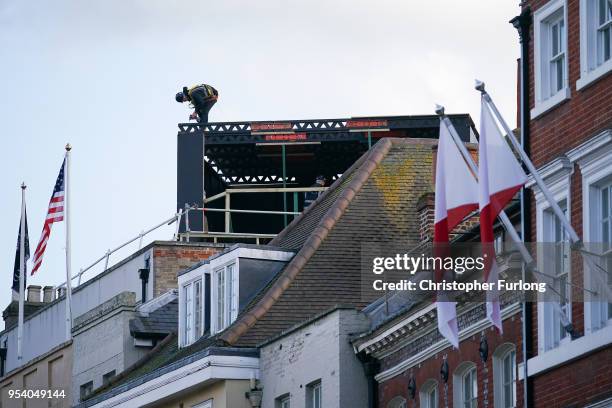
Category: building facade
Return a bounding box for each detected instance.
[0,241,224,407]
[0,341,72,408]
[523,0,612,406]
[259,307,370,408]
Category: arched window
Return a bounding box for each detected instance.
[493,343,517,408]
[453,362,477,408]
[387,396,407,408]
[419,379,439,408]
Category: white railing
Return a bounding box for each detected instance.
[59,186,327,289]
[202,186,327,233]
[57,205,198,288]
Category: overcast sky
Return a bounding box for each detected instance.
[0,0,520,328]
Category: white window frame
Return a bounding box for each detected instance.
[542,200,572,349]
[194,279,203,339]
[493,344,517,408]
[531,157,573,353]
[577,0,612,90]
[533,0,571,119]
[575,132,612,334]
[587,179,612,329]
[494,232,505,256]
[419,379,438,408]
[306,380,322,408]
[452,362,477,408]
[192,399,213,408]
[184,282,193,345]
[277,394,291,408]
[180,276,205,347]
[211,261,238,334]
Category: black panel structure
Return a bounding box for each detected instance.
[177,114,475,236]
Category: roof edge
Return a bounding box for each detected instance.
[221,138,395,345]
[257,304,358,348]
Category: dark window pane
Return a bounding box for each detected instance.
[603,187,609,219]
[552,24,559,55]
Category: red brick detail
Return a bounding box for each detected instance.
[379,316,524,408]
[152,245,222,297]
[531,347,612,407]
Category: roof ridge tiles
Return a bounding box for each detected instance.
[220,138,394,345]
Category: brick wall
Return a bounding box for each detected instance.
[152,244,224,297]
[378,314,524,408]
[532,347,612,407]
[416,192,435,242]
[525,0,612,168]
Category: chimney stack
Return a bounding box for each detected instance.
[416,192,435,243]
[43,286,55,302]
[27,285,42,303]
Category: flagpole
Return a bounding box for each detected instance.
[17,183,26,361]
[64,144,73,341]
[476,81,581,245]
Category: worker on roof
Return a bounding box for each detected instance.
[304,175,327,209]
[175,84,218,124]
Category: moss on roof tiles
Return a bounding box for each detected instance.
[231,138,437,346]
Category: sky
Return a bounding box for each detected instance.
[0,0,520,329]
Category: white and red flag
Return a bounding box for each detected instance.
[434,120,479,348]
[31,159,66,275]
[478,99,527,332]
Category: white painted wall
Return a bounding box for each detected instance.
[260,309,370,408]
[72,305,151,405]
[2,249,152,373]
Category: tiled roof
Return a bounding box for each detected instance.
[129,299,178,338]
[223,138,437,346]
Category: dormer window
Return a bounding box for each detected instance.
[178,245,295,347]
[213,263,237,333]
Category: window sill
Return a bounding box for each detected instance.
[530,87,571,119]
[576,59,612,91]
[527,323,612,376]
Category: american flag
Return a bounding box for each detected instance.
[31,159,65,275]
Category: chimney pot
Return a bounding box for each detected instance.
[27,285,42,302]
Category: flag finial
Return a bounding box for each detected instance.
[474,79,486,93]
[434,104,445,116]
[21,182,26,190]
[65,143,72,151]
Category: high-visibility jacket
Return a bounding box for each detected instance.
[186,84,218,100]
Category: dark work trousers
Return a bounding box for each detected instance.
[190,89,217,124]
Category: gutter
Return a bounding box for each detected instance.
[510,7,533,408]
